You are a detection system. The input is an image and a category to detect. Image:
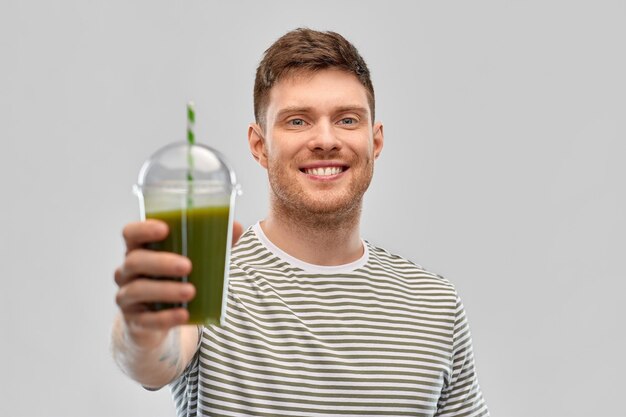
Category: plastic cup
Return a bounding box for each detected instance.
[134,142,239,326]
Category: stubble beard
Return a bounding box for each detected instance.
[267,157,374,231]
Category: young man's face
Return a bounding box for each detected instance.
[249,68,384,220]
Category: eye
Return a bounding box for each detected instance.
[338,117,358,126]
[287,118,306,127]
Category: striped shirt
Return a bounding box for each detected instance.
[170,223,488,417]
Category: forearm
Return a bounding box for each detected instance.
[111,313,187,389]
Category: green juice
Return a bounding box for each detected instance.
[146,205,230,326]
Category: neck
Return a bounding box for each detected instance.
[261,197,364,266]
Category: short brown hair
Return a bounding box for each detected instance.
[253,28,375,128]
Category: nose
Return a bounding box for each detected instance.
[307,120,342,152]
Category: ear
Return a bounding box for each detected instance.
[248,123,269,169]
[372,122,384,159]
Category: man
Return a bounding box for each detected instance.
[113,28,489,417]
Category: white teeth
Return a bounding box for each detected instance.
[304,166,343,176]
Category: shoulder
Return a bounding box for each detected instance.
[364,241,457,293]
[229,227,266,272]
[231,226,261,256]
[229,226,294,275]
[230,227,275,265]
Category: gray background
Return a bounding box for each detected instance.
[1,1,624,416]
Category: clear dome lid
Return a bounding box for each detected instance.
[135,142,237,195]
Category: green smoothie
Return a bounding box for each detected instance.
[146,205,230,326]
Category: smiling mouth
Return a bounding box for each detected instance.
[301,166,347,176]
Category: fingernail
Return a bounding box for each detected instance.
[176,258,191,273]
[155,222,168,235]
[181,283,195,297]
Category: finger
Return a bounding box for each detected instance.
[122,220,169,253]
[116,279,195,311]
[126,308,190,332]
[119,249,192,285]
[232,221,244,246]
[114,267,124,287]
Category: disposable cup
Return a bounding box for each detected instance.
[134,142,239,326]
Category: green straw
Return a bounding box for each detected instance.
[187,101,196,148]
[186,101,195,207]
